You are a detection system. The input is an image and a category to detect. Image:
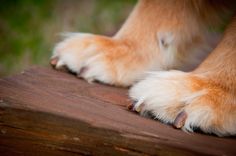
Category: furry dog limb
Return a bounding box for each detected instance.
[51,0,236,136]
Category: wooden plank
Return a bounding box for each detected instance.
[0,66,235,156]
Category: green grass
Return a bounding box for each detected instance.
[0,0,136,77]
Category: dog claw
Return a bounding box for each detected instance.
[127,101,144,113]
[127,100,137,111]
[77,67,89,78]
[50,57,59,68]
[127,103,133,110]
[135,105,142,113]
[173,111,187,129]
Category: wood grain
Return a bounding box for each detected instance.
[0,66,235,156]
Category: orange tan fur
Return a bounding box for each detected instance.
[189,17,236,134]
[51,0,236,136]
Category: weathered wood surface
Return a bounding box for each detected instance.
[0,66,235,156]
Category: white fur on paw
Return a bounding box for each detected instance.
[130,71,236,136]
[51,33,113,84]
[129,71,207,130]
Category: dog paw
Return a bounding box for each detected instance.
[129,71,236,136]
[50,33,149,86]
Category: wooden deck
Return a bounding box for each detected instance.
[0,66,235,156]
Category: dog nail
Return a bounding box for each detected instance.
[127,101,136,111]
[127,103,133,110]
[78,67,88,77]
[173,111,187,129]
[135,102,144,113]
[50,57,59,67]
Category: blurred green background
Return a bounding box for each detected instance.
[0,0,136,77]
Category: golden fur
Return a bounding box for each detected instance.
[51,0,236,136]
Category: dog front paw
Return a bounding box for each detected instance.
[50,33,150,86]
[129,71,236,136]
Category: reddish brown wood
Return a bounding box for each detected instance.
[0,66,235,156]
